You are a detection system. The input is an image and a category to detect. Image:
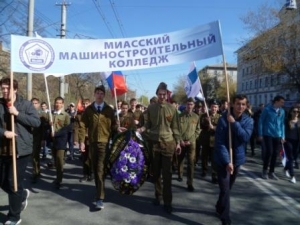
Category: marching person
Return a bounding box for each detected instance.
[177,97,200,191]
[79,85,116,210]
[31,97,49,183]
[214,94,253,225]
[258,95,285,180]
[117,101,136,132]
[283,107,300,184]
[51,97,70,189]
[200,99,221,183]
[74,98,93,182]
[0,77,40,225]
[137,82,181,214]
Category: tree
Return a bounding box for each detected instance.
[138,95,148,106]
[240,2,300,93]
[172,75,188,104]
[214,74,237,100]
[199,71,221,100]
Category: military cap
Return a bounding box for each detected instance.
[156,82,167,94]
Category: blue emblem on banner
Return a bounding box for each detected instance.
[19,39,55,71]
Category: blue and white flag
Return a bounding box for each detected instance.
[184,62,203,99]
[286,0,297,10]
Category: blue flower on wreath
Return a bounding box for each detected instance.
[111,139,145,191]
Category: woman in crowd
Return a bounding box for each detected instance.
[283,107,300,183]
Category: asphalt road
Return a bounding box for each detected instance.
[0,147,299,225]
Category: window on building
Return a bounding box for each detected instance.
[265,77,269,87]
[254,79,257,88]
[259,78,262,88]
[250,81,253,89]
[246,82,248,90]
[265,94,268,104]
[270,76,274,86]
[286,94,290,100]
[242,83,244,91]
[242,68,245,77]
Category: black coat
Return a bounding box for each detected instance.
[0,95,41,156]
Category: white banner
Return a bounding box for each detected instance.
[11,21,223,73]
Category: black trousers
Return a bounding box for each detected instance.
[262,136,281,173]
[0,155,30,221]
[216,165,240,224]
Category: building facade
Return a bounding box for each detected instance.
[236,2,300,108]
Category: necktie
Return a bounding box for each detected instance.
[97,106,101,113]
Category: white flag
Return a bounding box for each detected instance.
[184,62,202,98]
[286,0,297,10]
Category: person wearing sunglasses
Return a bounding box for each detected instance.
[283,107,300,183]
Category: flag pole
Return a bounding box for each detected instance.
[44,74,54,134]
[10,71,18,192]
[114,88,120,126]
[218,20,233,173]
[194,61,212,126]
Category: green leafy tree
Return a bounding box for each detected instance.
[240,2,300,93]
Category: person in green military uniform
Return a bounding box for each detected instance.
[137,82,181,214]
[79,85,116,210]
[177,97,200,191]
[199,99,221,183]
[74,98,93,182]
[117,101,136,133]
[129,98,143,128]
[31,97,49,183]
[194,100,204,166]
[51,96,70,189]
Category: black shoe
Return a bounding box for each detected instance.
[201,172,206,177]
[152,198,161,206]
[164,205,173,214]
[177,177,183,182]
[80,175,88,182]
[295,162,299,169]
[215,205,222,217]
[47,162,54,169]
[88,174,94,182]
[55,182,61,190]
[212,177,218,184]
[187,185,194,192]
[222,219,231,225]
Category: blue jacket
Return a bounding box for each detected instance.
[214,112,253,167]
[258,104,285,139]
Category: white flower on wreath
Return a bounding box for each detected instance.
[129,157,136,163]
[121,165,128,172]
[124,178,131,183]
[124,153,131,159]
[130,172,136,179]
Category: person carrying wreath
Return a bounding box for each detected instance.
[137,82,181,214]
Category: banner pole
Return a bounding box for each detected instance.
[222,55,233,167]
[10,71,18,192]
[44,74,54,134]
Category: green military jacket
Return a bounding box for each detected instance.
[119,112,136,130]
[79,102,116,144]
[144,102,180,144]
[199,112,221,146]
[52,110,70,133]
[179,111,201,143]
